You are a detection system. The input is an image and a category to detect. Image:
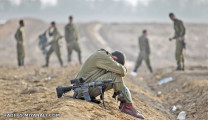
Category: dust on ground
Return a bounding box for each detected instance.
[0,18,208,120]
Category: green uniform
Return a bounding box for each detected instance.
[64,23,81,63]
[76,49,132,103]
[173,19,186,69]
[133,35,152,73]
[46,27,63,66]
[15,27,25,66]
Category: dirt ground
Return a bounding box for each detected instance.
[0,18,208,120]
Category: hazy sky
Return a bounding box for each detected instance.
[0,0,208,23]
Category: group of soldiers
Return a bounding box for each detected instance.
[131,13,186,76]
[14,13,186,119]
[15,16,82,67]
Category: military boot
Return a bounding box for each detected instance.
[120,103,144,119]
[181,62,185,71]
[67,55,71,62]
[176,61,181,71]
[22,59,24,66]
[43,58,49,67]
[56,86,71,98]
[149,66,153,73]
[18,59,21,66]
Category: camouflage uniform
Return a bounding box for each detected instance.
[133,35,153,73]
[15,27,25,66]
[76,49,132,103]
[172,19,186,70]
[65,23,81,63]
[46,27,63,66]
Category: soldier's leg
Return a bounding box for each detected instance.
[175,40,183,70]
[17,45,24,66]
[89,72,143,118]
[181,50,185,70]
[45,47,54,67]
[145,56,153,73]
[67,45,73,62]
[133,54,143,72]
[55,46,63,66]
[74,42,82,64]
[21,46,25,66]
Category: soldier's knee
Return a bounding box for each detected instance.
[119,86,133,103]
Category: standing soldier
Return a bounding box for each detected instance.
[15,20,25,67]
[43,21,63,67]
[131,30,153,76]
[65,16,82,64]
[169,13,186,71]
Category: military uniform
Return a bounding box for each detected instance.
[15,27,25,66]
[56,49,144,119]
[133,35,153,73]
[172,19,186,70]
[76,49,132,103]
[45,27,63,66]
[65,23,81,63]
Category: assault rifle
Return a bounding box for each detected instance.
[56,78,121,108]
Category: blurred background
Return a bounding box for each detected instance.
[1,0,208,23]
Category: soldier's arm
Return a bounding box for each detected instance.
[19,28,24,42]
[64,26,69,43]
[179,21,185,37]
[139,37,142,51]
[74,25,79,41]
[146,38,150,54]
[96,52,127,77]
[14,29,19,40]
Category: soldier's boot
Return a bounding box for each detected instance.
[176,61,181,70]
[19,59,24,66]
[67,55,71,62]
[56,86,71,98]
[181,62,185,71]
[18,59,21,66]
[148,66,153,73]
[42,58,49,67]
[59,60,63,67]
[120,103,144,119]
[22,59,24,66]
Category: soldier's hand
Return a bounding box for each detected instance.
[18,41,22,44]
[67,43,70,47]
[179,37,183,42]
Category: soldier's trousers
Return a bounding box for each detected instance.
[78,72,132,103]
[17,44,25,66]
[67,41,81,63]
[133,52,152,72]
[46,45,63,66]
[175,39,185,69]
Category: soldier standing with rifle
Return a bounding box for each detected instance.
[15,20,25,67]
[43,21,63,67]
[169,13,186,71]
[65,16,82,64]
[56,49,144,119]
